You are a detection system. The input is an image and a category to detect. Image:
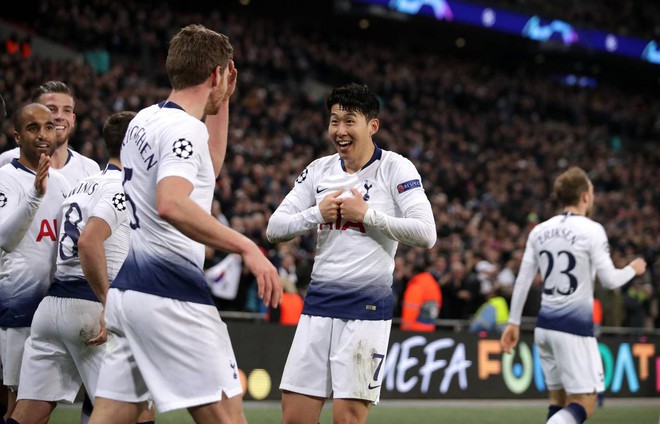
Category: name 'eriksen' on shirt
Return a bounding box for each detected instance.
[537,227,578,245]
[124,125,158,171]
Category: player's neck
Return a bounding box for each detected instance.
[49,143,70,169]
[562,205,585,216]
[108,157,122,169]
[167,87,208,120]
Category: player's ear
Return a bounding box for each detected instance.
[210,65,221,88]
[368,118,380,136]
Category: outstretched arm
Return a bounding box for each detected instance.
[157,175,282,307]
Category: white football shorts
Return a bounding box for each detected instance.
[0,326,30,390]
[535,327,605,394]
[17,296,105,403]
[95,288,242,413]
[280,314,391,403]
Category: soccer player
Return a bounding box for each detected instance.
[500,166,647,424]
[0,103,71,421]
[0,81,100,182]
[266,83,437,424]
[6,111,154,424]
[89,24,282,424]
[0,81,100,424]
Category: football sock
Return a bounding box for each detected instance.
[546,402,587,424]
[6,419,19,424]
[547,404,562,420]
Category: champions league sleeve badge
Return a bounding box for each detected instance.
[172,138,194,159]
[112,193,127,211]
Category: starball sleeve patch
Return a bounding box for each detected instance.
[172,138,194,159]
[112,192,127,211]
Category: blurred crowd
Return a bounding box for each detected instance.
[1,1,658,330]
[479,0,660,39]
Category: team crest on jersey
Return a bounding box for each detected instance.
[296,168,309,184]
[397,179,421,193]
[172,138,193,159]
[112,193,126,211]
[0,192,6,208]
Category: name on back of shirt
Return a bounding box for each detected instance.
[124,125,158,171]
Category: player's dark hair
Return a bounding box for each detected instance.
[31,81,74,104]
[553,166,591,207]
[326,83,380,121]
[166,24,233,90]
[103,111,136,158]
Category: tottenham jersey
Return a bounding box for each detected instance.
[0,147,100,184]
[510,213,633,336]
[49,164,130,301]
[0,160,71,327]
[270,146,431,320]
[111,102,216,305]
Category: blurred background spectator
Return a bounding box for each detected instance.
[0,0,657,330]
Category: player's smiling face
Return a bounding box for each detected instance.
[38,92,76,148]
[14,104,56,167]
[328,105,378,171]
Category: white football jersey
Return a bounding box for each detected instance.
[0,147,100,185]
[50,164,130,301]
[509,213,636,336]
[0,160,71,327]
[112,102,216,305]
[267,146,435,320]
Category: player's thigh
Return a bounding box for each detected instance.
[18,299,84,403]
[552,332,604,395]
[281,390,325,424]
[280,315,334,398]
[94,289,150,405]
[330,319,391,403]
[1,327,30,388]
[121,291,242,412]
[57,298,105,400]
[188,393,246,424]
[534,327,562,390]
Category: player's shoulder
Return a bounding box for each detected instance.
[379,149,418,173]
[0,147,19,166]
[69,150,101,172]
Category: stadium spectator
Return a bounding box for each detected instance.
[400,267,442,332]
[0,0,657,329]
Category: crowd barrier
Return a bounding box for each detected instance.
[225,320,660,401]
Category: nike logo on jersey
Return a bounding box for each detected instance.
[368,383,381,390]
[316,186,328,193]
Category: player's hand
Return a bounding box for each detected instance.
[34,153,50,197]
[242,246,283,308]
[222,59,237,102]
[500,324,519,354]
[629,258,647,276]
[339,188,369,223]
[88,308,108,346]
[319,189,343,222]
